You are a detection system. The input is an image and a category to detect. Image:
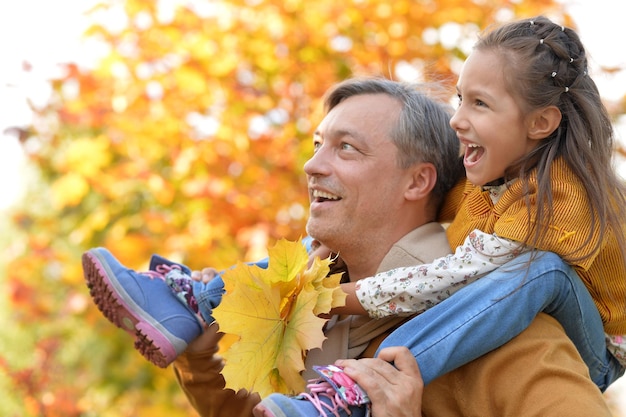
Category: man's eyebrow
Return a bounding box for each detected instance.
[340,128,366,144]
[314,128,367,145]
[333,128,364,141]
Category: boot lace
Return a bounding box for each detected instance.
[139,263,181,280]
[142,264,200,315]
[300,379,352,417]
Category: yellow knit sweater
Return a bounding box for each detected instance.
[439,157,626,334]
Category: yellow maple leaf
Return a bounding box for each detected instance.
[212,238,346,398]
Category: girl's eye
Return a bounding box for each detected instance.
[475,99,487,107]
[454,94,463,108]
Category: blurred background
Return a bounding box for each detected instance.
[1,0,625,415]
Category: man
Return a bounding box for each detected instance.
[83,78,611,416]
[172,77,459,415]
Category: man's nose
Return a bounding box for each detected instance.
[303,146,332,177]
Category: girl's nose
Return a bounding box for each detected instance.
[449,108,467,133]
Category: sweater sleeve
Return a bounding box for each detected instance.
[173,346,260,417]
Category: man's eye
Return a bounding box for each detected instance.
[341,143,355,150]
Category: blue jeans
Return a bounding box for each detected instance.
[376,251,624,392]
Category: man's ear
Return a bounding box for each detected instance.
[405,162,437,201]
[528,106,562,140]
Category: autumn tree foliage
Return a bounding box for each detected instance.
[0,0,595,415]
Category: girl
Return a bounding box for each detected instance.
[256,15,626,417]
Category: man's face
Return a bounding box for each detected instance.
[304,93,411,253]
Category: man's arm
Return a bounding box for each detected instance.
[173,305,261,417]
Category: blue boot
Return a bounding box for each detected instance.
[82,248,205,367]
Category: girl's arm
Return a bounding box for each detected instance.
[355,229,527,319]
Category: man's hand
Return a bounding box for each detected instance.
[335,347,423,417]
[183,321,223,354]
[182,267,225,354]
[191,267,220,283]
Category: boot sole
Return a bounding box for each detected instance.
[82,251,178,367]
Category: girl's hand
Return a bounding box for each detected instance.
[308,242,333,267]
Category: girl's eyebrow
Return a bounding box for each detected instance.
[458,85,496,103]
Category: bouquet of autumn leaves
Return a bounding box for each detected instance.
[211,238,347,398]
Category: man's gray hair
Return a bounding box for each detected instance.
[324,77,462,207]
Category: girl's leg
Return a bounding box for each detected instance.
[377,251,620,391]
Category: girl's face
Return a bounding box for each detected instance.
[450,49,541,186]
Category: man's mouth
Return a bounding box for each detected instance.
[312,189,341,203]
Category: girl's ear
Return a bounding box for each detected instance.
[405,162,437,201]
[528,106,562,140]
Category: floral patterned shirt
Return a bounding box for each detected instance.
[355,228,523,318]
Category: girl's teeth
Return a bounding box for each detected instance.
[467,147,480,162]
